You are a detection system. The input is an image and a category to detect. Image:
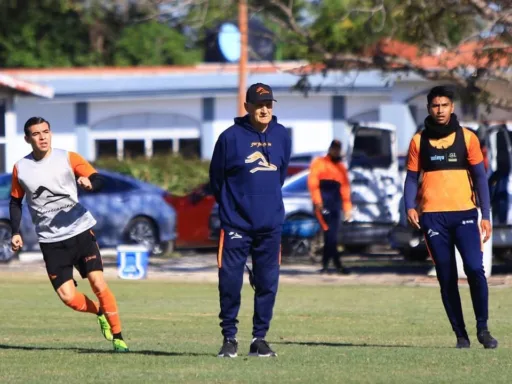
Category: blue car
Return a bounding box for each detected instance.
[0,170,176,262]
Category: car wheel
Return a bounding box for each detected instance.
[124,217,160,255]
[0,221,16,263]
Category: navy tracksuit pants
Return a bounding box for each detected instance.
[420,208,489,337]
[217,226,281,339]
[321,209,341,270]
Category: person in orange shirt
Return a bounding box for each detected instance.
[308,140,352,275]
[404,86,497,349]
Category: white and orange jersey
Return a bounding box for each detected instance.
[11,149,97,242]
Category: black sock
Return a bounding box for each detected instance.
[113,332,123,340]
[97,308,103,316]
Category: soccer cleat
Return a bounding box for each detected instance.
[97,314,113,341]
[217,338,238,358]
[456,337,470,349]
[113,338,129,352]
[248,338,277,357]
[477,330,498,349]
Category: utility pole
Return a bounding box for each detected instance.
[238,0,248,117]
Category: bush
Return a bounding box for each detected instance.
[94,155,210,196]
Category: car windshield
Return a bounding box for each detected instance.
[350,127,392,169]
[282,173,308,193]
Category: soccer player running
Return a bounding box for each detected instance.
[10,117,129,353]
[210,83,291,358]
[404,86,497,349]
[308,140,352,274]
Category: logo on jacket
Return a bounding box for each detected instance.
[448,152,457,162]
[245,151,277,173]
[33,186,70,206]
[229,232,242,239]
[430,155,445,162]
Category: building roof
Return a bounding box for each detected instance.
[1,61,411,100]
[0,73,54,98]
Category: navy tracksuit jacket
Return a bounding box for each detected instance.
[209,115,291,339]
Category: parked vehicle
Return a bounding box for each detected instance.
[209,121,402,260]
[167,183,217,249]
[0,170,177,262]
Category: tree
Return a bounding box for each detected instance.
[158,0,511,111]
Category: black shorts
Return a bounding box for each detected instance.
[40,229,103,290]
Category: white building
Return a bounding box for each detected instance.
[1,62,511,173]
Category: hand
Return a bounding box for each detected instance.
[481,219,492,243]
[407,209,421,229]
[11,234,23,252]
[344,210,352,222]
[77,176,92,191]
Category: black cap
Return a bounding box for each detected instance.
[246,83,276,103]
[329,139,342,149]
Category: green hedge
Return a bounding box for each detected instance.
[94,155,210,196]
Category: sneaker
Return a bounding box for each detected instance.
[97,314,113,341]
[113,338,129,353]
[477,330,498,349]
[456,337,470,349]
[248,338,277,357]
[217,338,238,358]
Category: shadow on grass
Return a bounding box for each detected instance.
[0,344,211,356]
[274,340,451,349]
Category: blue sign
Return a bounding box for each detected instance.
[117,245,150,280]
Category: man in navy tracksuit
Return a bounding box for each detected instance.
[209,83,291,358]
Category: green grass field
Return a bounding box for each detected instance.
[1,274,511,383]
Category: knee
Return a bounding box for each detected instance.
[464,263,485,279]
[88,273,107,293]
[57,287,76,304]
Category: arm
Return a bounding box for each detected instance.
[466,132,490,220]
[10,165,25,236]
[470,162,490,220]
[404,137,421,229]
[307,159,323,208]
[209,134,226,203]
[404,171,420,211]
[339,164,352,214]
[68,152,104,191]
[280,132,292,186]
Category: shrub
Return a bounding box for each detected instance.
[94,155,210,196]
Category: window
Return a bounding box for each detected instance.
[124,140,145,158]
[79,174,135,196]
[153,139,173,155]
[96,140,117,159]
[0,173,11,200]
[179,138,200,158]
[282,174,308,193]
[350,128,392,169]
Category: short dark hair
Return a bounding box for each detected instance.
[427,86,455,105]
[24,117,50,136]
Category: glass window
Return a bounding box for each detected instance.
[96,140,117,159]
[282,174,308,193]
[0,173,12,200]
[153,139,173,155]
[124,140,145,158]
[290,155,312,163]
[80,174,135,195]
[350,128,392,169]
[179,138,201,158]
